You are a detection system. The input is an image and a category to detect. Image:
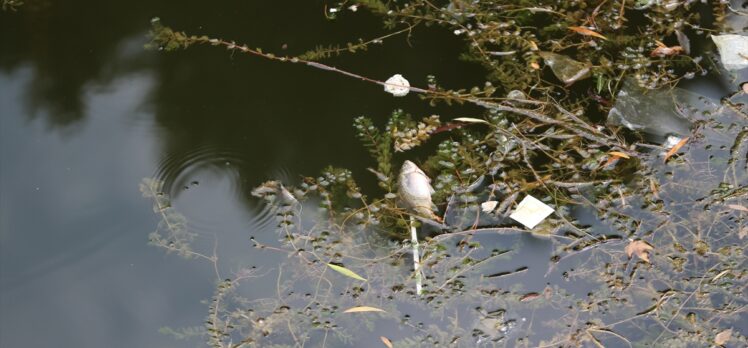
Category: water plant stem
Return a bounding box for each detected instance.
[409,215,422,295]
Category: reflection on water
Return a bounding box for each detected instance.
[0,1,486,347]
[3,0,746,347]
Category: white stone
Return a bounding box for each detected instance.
[509,195,554,229]
[384,74,410,97]
[711,34,748,71]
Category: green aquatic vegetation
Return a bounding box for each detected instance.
[1,0,23,11]
[143,98,746,346]
[142,2,747,347]
[140,178,206,261]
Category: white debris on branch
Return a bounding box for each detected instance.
[384,74,411,97]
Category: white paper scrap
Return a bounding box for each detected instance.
[509,195,554,229]
[481,200,498,213]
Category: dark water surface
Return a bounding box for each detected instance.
[3,1,747,348]
[0,1,488,347]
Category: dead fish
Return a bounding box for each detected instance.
[398,160,440,220]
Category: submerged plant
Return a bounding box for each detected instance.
[142,2,747,347]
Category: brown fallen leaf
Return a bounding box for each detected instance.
[625,240,654,263]
[664,137,689,162]
[649,178,660,199]
[380,336,394,348]
[343,306,386,313]
[609,151,631,159]
[651,40,684,57]
[568,26,608,40]
[715,328,732,345]
[520,292,540,302]
[604,151,631,167]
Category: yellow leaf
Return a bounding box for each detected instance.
[327,263,367,281]
[568,26,608,40]
[625,240,654,263]
[664,137,689,162]
[609,151,631,159]
[343,306,386,313]
[715,328,732,345]
[380,336,394,348]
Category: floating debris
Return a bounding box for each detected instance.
[538,51,591,85]
[714,328,733,346]
[453,117,491,125]
[625,240,654,263]
[384,74,410,97]
[711,34,748,71]
[650,40,684,57]
[607,79,692,140]
[481,200,498,213]
[327,263,367,281]
[398,160,438,220]
[342,306,386,313]
[509,195,554,229]
[568,26,607,40]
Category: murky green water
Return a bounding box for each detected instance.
[2,1,747,348]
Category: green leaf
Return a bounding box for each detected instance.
[327,263,367,281]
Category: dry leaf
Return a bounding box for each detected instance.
[604,151,631,167]
[625,240,654,263]
[327,263,367,281]
[649,178,660,199]
[651,45,684,57]
[568,26,608,40]
[715,328,732,345]
[453,117,491,125]
[343,306,386,313]
[520,292,540,302]
[727,204,748,213]
[609,151,631,159]
[712,270,730,283]
[380,336,394,348]
[664,136,689,162]
[530,62,540,70]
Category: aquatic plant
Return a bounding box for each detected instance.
[142,2,747,347]
[1,0,23,11]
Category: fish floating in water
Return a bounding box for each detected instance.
[398,160,441,221]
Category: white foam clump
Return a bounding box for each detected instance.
[509,195,555,229]
[384,74,411,97]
